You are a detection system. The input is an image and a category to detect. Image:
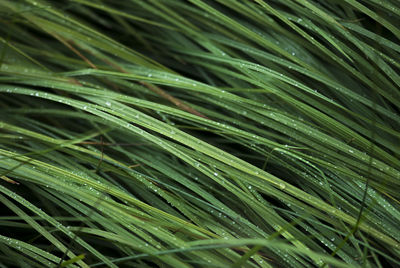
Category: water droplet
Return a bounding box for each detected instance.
[279,182,286,190]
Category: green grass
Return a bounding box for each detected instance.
[0,0,399,267]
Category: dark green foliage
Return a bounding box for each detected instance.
[0,0,399,267]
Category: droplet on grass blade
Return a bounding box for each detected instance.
[279,182,286,190]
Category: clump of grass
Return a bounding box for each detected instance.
[0,0,399,267]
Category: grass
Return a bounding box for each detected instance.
[0,0,399,267]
